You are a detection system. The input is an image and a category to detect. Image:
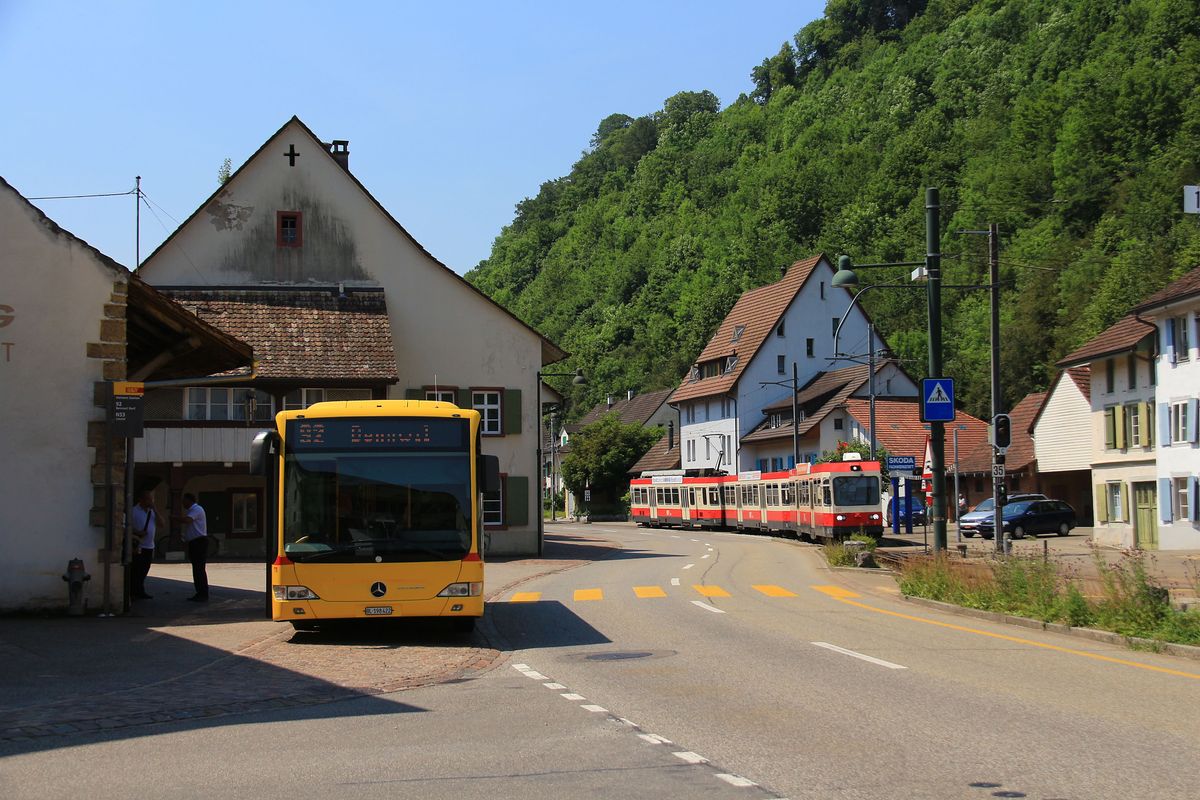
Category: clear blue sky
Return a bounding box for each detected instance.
[1,1,822,274]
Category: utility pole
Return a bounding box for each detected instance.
[989,223,1007,554]
[926,188,948,553]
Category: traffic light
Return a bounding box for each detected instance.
[993,413,1012,450]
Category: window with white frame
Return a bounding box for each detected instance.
[1125,404,1141,447]
[187,387,274,421]
[425,389,456,404]
[231,492,258,533]
[1106,482,1123,522]
[284,388,325,410]
[473,390,502,435]
[483,484,504,527]
[1171,401,1189,443]
[1173,477,1191,521]
[1174,316,1191,361]
[705,438,711,460]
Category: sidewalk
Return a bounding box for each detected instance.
[0,533,616,750]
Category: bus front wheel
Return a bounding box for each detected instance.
[452,617,477,633]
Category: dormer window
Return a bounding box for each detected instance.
[701,361,721,379]
[277,211,302,247]
[731,324,745,343]
[724,355,738,374]
[769,412,782,429]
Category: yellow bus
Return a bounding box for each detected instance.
[251,400,498,632]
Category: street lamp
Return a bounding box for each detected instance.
[535,368,586,556]
[759,362,800,470]
[834,187,949,552]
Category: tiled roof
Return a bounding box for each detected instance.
[671,255,831,403]
[1133,264,1200,312]
[1056,314,1155,367]
[1066,365,1091,402]
[843,398,991,468]
[164,289,398,381]
[629,432,682,474]
[958,392,1045,474]
[761,363,883,412]
[579,388,674,428]
[742,377,862,444]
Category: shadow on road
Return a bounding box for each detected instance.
[486,600,610,651]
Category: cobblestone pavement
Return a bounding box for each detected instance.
[0,532,611,745]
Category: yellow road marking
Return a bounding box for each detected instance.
[510,592,541,602]
[693,585,731,598]
[574,588,604,601]
[634,586,667,598]
[811,584,861,599]
[753,584,798,597]
[813,589,1200,681]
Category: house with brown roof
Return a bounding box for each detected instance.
[670,254,879,474]
[1030,367,1095,524]
[1132,265,1200,548]
[739,363,918,470]
[136,117,566,556]
[0,178,252,610]
[957,392,1050,512]
[1057,312,1159,547]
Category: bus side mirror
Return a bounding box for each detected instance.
[481,455,500,494]
[250,430,280,475]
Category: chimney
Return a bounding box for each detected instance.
[627,389,634,401]
[606,395,614,409]
[781,263,788,277]
[328,140,350,170]
[667,421,674,450]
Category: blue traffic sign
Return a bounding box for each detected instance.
[920,378,956,423]
[886,455,917,474]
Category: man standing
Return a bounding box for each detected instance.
[129,489,163,600]
[174,493,209,602]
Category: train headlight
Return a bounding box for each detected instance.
[273,585,319,601]
[835,514,846,521]
[438,582,483,597]
[870,513,880,521]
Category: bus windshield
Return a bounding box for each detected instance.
[833,475,880,507]
[283,451,471,563]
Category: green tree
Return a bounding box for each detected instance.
[561,415,660,503]
[217,158,232,185]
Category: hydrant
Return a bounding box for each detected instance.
[62,558,91,616]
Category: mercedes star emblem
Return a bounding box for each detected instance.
[370,582,387,598]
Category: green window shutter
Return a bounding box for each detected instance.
[405,388,422,400]
[1095,485,1107,523]
[458,388,472,409]
[505,476,529,527]
[503,389,522,435]
[1104,408,1116,449]
[1139,402,1151,447]
[1120,484,1129,522]
[1114,406,1127,449]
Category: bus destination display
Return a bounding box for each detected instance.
[287,417,468,451]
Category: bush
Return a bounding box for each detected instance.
[824,543,855,567]
[849,533,878,552]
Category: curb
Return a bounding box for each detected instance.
[900,595,1200,662]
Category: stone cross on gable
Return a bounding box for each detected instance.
[284,144,299,167]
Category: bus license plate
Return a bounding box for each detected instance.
[364,606,394,616]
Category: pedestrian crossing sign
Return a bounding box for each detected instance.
[920,377,955,423]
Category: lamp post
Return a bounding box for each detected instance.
[759,361,799,470]
[535,368,587,557]
[833,188,949,552]
[833,293,900,461]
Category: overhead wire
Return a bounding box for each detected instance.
[138,191,211,284]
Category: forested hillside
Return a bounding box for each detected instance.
[467,0,1200,418]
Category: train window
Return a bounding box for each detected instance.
[766,484,780,506]
[782,484,795,505]
[686,488,694,507]
[822,482,832,506]
[833,476,880,506]
[724,486,736,505]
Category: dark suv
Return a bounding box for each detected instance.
[977,499,1077,540]
[959,493,1046,537]
[887,496,927,527]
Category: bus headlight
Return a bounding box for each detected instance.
[438,582,483,597]
[273,585,320,601]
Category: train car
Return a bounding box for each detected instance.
[684,476,729,529]
[796,457,884,539]
[629,477,653,526]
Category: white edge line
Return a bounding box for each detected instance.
[811,641,907,670]
[715,774,758,788]
[690,600,726,614]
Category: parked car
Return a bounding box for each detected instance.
[976,499,1077,540]
[886,496,927,527]
[958,493,1047,537]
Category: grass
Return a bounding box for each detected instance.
[824,534,880,568]
[898,551,1200,647]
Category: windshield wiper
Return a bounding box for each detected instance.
[292,541,374,562]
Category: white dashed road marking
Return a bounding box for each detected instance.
[638,733,674,745]
[673,751,709,764]
[671,578,681,586]
[581,704,609,713]
[691,600,726,614]
[560,693,586,701]
[812,641,907,670]
[715,773,758,787]
[682,563,695,570]
[543,682,566,690]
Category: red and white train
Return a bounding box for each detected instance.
[629,457,884,540]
